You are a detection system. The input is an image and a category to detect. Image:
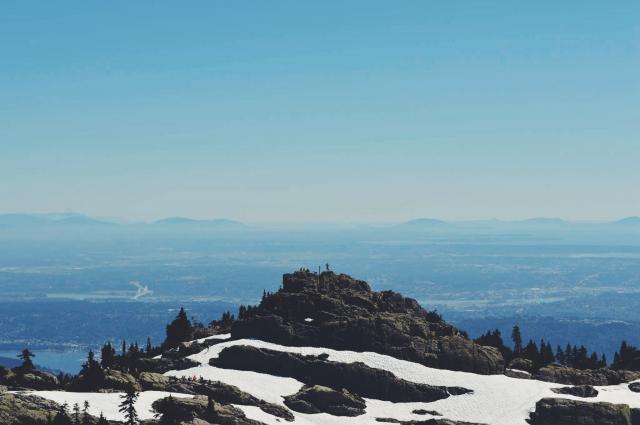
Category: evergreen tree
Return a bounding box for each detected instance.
[522,339,539,363]
[164,307,193,347]
[156,395,181,425]
[72,403,81,425]
[146,337,153,354]
[511,325,523,355]
[17,348,36,371]
[205,395,216,421]
[81,401,91,425]
[52,403,72,425]
[119,386,139,425]
[101,342,116,369]
[81,350,104,389]
[96,413,108,425]
[556,345,565,365]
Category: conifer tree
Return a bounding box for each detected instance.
[17,348,36,371]
[101,342,116,369]
[52,403,72,425]
[164,307,193,347]
[511,325,522,355]
[96,413,108,425]
[81,401,91,425]
[72,403,81,425]
[119,386,139,425]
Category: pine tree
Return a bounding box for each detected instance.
[205,395,216,421]
[52,403,72,425]
[164,307,193,347]
[81,350,104,389]
[156,395,181,425]
[101,342,116,369]
[511,325,523,356]
[119,386,139,425]
[81,401,91,425]
[72,403,81,425]
[17,348,36,371]
[556,345,565,365]
[146,337,153,354]
[96,413,108,425]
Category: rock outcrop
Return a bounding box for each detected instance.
[283,385,366,416]
[536,365,640,386]
[212,345,471,403]
[140,373,294,421]
[231,270,504,374]
[152,395,266,425]
[0,367,60,390]
[529,398,638,425]
[550,385,599,398]
[0,392,59,425]
[0,391,116,425]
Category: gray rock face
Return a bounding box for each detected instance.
[629,382,640,393]
[0,368,60,390]
[529,398,635,425]
[0,392,59,425]
[212,345,471,403]
[536,365,640,386]
[508,358,535,373]
[140,373,294,421]
[551,385,599,398]
[232,270,504,374]
[152,395,266,425]
[284,385,366,416]
[0,392,117,425]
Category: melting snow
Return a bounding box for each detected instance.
[28,338,640,425]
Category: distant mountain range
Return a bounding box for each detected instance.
[0,213,247,230]
[397,216,640,228]
[1,213,638,230]
[153,217,247,229]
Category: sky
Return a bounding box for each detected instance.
[1,1,638,223]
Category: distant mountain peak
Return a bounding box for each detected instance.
[613,216,640,226]
[153,217,247,228]
[398,218,449,227]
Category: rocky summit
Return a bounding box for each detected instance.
[232,270,504,374]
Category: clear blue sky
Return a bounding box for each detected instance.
[1,1,638,222]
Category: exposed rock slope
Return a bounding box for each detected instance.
[232,270,504,374]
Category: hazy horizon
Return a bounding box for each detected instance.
[2,2,638,222]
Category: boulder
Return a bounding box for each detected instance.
[102,369,140,391]
[529,398,634,425]
[551,385,599,398]
[152,395,265,425]
[508,358,534,373]
[505,369,531,379]
[283,385,366,416]
[139,371,170,390]
[629,382,640,393]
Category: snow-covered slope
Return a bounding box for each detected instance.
[29,338,640,424]
[170,339,640,425]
